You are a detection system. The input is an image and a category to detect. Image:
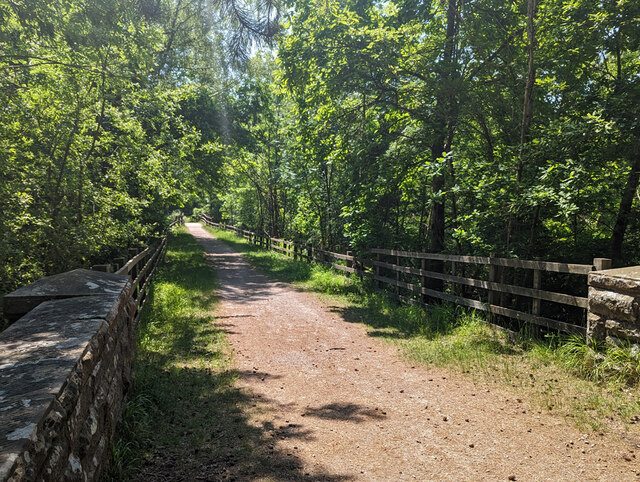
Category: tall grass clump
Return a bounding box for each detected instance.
[558,335,640,385]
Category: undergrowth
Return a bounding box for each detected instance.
[107,226,234,480]
[205,226,640,433]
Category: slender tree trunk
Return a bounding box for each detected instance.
[444,127,462,254]
[611,134,640,261]
[506,0,537,250]
[322,160,333,249]
[418,182,428,249]
[527,204,541,258]
[50,114,81,223]
[426,0,458,290]
[78,60,108,223]
[478,113,495,164]
[272,123,281,235]
[156,0,184,75]
[518,0,537,182]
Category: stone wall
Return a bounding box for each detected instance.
[0,269,136,481]
[588,266,640,345]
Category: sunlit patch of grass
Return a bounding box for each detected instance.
[204,225,640,434]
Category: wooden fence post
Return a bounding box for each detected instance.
[396,254,400,297]
[532,259,541,316]
[113,257,125,271]
[307,244,313,263]
[376,253,382,289]
[421,258,427,304]
[451,260,457,295]
[346,251,353,270]
[354,254,363,280]
[500,267,508,307]
[488,255,498,307]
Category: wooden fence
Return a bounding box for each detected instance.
[92,213,184,322]
[200,214,611,335]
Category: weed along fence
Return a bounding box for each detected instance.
[0,215,183,481]
[200,214,640,344]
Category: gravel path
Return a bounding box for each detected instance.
[186,222,639,481]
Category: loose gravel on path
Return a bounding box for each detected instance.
[186,222,639,481]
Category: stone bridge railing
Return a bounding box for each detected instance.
[0,217,180,481]
[0,270,135,481]
[588,266,640,346]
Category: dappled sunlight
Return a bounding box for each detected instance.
[201,226,640,437]
[110,227,353,481]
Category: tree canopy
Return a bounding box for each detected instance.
[1,0,639,294]
[0,0,275,292]
[216,0,640,266]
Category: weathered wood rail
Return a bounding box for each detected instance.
[200,214,611,335]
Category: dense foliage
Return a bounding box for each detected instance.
[2,0,640,294]
[0,0,279,293]
[214,0,640,268]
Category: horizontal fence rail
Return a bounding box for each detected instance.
[200,214,611,335]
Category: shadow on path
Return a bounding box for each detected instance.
[124,229,352,481]
[134,335,352,481]
[302,403,387,423]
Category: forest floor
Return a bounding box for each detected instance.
[136,223,640,481]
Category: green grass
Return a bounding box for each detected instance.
[107,227,234,480]
[205,226,640,433]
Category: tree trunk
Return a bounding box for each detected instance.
[506,0,537,250]
[426,0,458,290]
[611,134,640,262]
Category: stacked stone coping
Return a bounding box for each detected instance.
[0,269,136,481]
[588,265,640,346]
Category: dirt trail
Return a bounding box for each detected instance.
[186,222,639,481]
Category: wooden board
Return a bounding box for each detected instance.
[370,249,593,274]
[315,249,355,261]
[331,263,357,274]
[371,260,587,308]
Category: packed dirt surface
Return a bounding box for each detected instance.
[185,223,639,481]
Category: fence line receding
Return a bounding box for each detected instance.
[200,214,612,335]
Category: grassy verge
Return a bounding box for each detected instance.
[204,226,640,433]
[108,227,235,480]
